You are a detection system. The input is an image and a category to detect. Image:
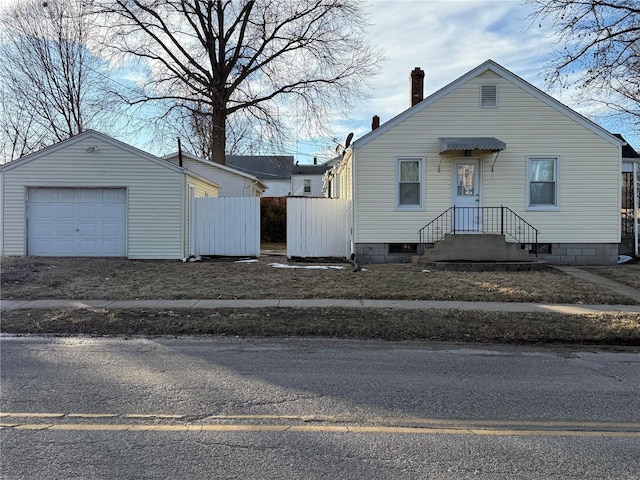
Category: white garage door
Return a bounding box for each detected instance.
[27,188,126,256]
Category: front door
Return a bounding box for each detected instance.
[452,159,481,232]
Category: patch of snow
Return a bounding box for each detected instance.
[618,255,633,264]
[421,269,431,273]
[269,263,345,270]
[235,259,259,263]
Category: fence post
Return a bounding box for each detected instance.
[452,206,456,234]
[500,205,504,236]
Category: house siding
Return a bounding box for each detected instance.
[352,69,620,249]
[291,174,324,196]
[165,155,258,197]
[262,180,291,197]
[187,175,219,199]
[1,133,189,259]
[185,175,219,256]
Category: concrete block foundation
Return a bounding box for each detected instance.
[354,241,620,266]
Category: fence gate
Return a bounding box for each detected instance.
[287,198,351,258]
[193,197,260,256]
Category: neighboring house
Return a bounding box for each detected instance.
[329,60,624,265]
[226,155,293,197]
[163,151,267,197]
[617,135,639,256]
[291,162,331,196]
[0,130,219,259]
[323,155,348,198]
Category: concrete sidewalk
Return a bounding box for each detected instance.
[3,264,639,316]
[2,298,639,315]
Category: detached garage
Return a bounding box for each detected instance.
[0,131,219,259]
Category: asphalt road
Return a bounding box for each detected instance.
[1,336,639,479]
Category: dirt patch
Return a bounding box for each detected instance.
[1,256,638,305]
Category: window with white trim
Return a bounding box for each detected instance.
[303,179,311,194]
[527,156,559,209]
[397,158,423,209]
[480,84,497,108]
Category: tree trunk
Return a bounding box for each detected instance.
[209,107,226,165]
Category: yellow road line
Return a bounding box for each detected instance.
[1,422,639,437]
[7,412,632,430]
[205,414,640,430]
[67,414,117,419]
[0,413,64,418]
[2,413,639,438]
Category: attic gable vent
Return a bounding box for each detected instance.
[480,84,497,108]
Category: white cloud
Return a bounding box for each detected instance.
[316,0,639,154]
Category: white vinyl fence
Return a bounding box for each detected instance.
[193,197,260,256]
[287,198,351,258]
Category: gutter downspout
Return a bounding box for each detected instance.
[634,161,639,257]
[350,148,356,257]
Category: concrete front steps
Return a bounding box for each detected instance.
[411,233,546,272]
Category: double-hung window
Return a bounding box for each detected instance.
[397,158,423,209]
[527,156,559,210]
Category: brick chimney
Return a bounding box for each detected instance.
[372,115,380,130]
[410,67,425,107]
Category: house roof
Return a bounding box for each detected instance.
[613,134,640,160]
[0,130,187,174]
[226,155,294,181]
[163,151,267,190]
[352,59,624,150]
[292,163,332,175]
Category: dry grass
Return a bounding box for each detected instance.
[587,264,640,290]
[2,307,639,345]
[1,255,638,304]
[3,256,639,345]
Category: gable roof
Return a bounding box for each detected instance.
[163,151,267,190]
[0,130,186,174]
[292,163,332,175]
[353,59,624,150]
[226,155,293,181]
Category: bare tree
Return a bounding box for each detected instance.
[526,0,640,126]
[92,0,383,164]
[0,0,124,162]
[168,99,287,159]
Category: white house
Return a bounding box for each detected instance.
[163,151,267,197]
[226,155,293,197]
[329,60,624,265]
[291,163,331,196]
[619,136,639,257]
[0,130,219,259]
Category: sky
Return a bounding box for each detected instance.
[293,0,640,164]
[1,0,637,162]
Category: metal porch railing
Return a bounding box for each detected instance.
[417,206,539,255]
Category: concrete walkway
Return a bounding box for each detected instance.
[2,298,639,315]
[552,265,640,303]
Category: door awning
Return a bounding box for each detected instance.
[438,137,506,154]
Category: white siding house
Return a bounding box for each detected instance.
[163,152,266,197]
[226,155,293,197]
[291,164,330,196]
[0,131,218,259]
[331,60,623,265]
